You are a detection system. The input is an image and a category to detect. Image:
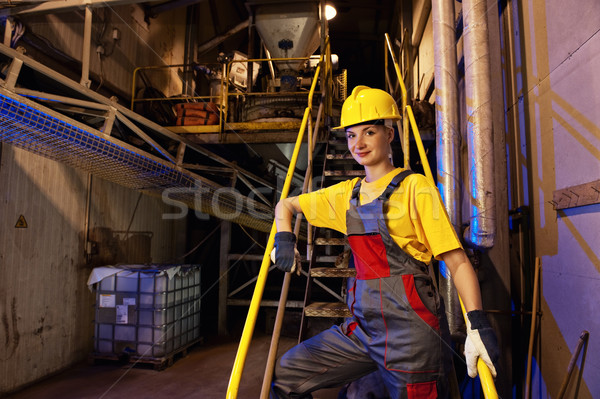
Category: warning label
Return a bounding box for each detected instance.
[15,215,28,228]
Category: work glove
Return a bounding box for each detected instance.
[464,310,499,378]
[270,232,301,274]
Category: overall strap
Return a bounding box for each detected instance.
[350,179,362,203]
[379,169,414,200]
[350,170,414,203]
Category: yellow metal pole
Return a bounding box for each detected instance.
[404,59,498,399]
[226,106,312,399]
[459,298,499,399]
[406,106,434,185]
[384,33,409,169]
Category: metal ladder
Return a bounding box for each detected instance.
[297,128,362,341]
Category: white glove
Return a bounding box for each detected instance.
[464,310,499,378]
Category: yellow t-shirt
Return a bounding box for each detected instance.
[298,168,462,263]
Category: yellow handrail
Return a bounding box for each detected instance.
[384,34,409,169]
[130,64,221,110]
[226,51,326,399]
[384,32,498,399]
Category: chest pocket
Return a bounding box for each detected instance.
[348,233,391,279]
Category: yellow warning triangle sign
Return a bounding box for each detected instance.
[15,215,28,228]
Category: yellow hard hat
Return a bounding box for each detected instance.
[334,85,401,129]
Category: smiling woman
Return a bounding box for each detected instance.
[345,122,395,180]
[269,85,499,398]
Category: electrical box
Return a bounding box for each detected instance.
[229,51,260,88]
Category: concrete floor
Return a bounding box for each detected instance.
[5,334,342,399]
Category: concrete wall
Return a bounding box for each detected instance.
[0,4,190,394]
[504,0,600,397]
[407,0,599,396]
[22,4,189,100]
[0,145,186,394]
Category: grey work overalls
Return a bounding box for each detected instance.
[272,170,454,399]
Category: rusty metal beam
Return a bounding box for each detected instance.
[552,180,600,210]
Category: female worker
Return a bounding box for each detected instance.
[271,86,498,398]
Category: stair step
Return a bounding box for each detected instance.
[327,139,347,146]
[315,255,339,263]
[330,130,347,138]
[311,267,356,278]
[326,153,354,160]
[324,170,365,177]
[305,302,352,318]
[314,237,347,246]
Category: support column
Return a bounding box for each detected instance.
[80,6,92,88]
[219,221,231,335]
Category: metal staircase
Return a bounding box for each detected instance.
[298,128,361,340]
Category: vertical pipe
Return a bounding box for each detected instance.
[80,6,92,88]
[462,0,496,248]
[83,174,93,263]
[218,221,231,336]
[525,257,540,399]
[556,331,590,399]
[4,17,12,47]
[247,13,254,93]
[431,0,464,337]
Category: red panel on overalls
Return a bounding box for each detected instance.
[347,234,390,279]
[407,381,438,399]
[402,274,440,330]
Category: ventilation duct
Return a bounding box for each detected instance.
[432,0,464,338]
[463,0,496,249]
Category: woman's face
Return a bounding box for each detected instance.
[345,123,394,167]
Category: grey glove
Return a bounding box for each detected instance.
[465,310,499,378]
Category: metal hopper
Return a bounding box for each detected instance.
[248,0,321,90]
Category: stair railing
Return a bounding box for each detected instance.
[226,38,331,399]
[384,32,498,399]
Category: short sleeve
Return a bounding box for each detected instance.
[297,178,359,234]
[406,174,462,259]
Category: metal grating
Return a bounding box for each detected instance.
[0,89,273,232]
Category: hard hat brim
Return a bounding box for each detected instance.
[333,118,399,131]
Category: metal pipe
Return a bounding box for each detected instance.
[80,5,92,88]
[263,44,276,82]
[525,257,541,399]
[462,0,496,248]
[557,330,590,399]
[4,17,12,47]
[431,0,464,338]
[83,174,93,263]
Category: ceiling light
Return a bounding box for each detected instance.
[325,4,337,20]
